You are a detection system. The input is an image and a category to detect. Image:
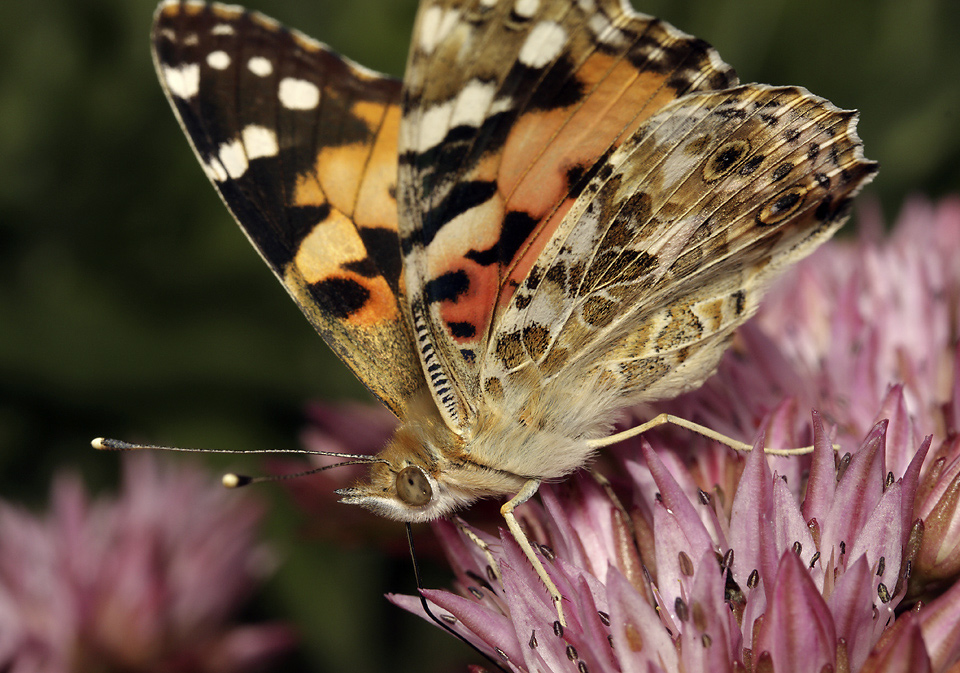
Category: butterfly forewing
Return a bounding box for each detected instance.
[397,0,739,429]
[152,1,425,417]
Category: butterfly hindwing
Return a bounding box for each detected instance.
[152,1,425,416]
[397,0,739,429]
[480,85,878,432]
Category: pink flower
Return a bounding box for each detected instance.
[0,454,295,673]
[378,196,960,672]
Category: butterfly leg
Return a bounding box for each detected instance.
[501,478,567,627]
[453,517,503,585]
[590,470,634,533]
[586,412,822,456]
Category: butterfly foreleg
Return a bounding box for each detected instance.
[453,517,504,586]
[586,412,824,456]
[500,478,567,627]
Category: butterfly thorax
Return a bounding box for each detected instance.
[338,382,612,522]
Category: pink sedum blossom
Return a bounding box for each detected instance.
[299,197,960,672]
[0,455,295,673]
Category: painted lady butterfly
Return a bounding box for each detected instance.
[151,0,876,624]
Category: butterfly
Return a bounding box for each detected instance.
[151,0,877,625]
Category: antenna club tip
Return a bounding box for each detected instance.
[91,437,107,450]
[222,473,252,489]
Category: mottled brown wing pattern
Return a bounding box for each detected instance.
[482,85,878,422]
[397,0,739,428]
[152,1,425,416]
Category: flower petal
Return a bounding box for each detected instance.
[801,410,839,525]
[827,556,886,670]
[847,481,904,605]
[728,433,778,590]
[820,421,887,565]
[679,551,738,673]
[771,471,818,583]
[917,564,960,671]
[606,566,679,673]
[422,588,524,667]
[755,551,837,673]
[859,612,932,673]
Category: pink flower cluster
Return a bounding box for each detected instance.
[0,455,295,673]
[375,197,960,672]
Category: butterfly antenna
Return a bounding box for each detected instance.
[92,437,387,487]
[221,460,382,488]
[405,523,510,673]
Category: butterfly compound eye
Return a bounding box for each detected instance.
[396,466,432,506]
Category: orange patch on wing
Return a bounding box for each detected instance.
[336,273,399,327]
[293,168,328,208]
[487,58,685,315]
[288,267,397,328]
[436,258,501,345]
[354,105,400,229]
[315,143,370,214]
[498,57,604,196]
[350,99,388,128]
[621,72,692,137]
[499,55,682,211]
[425,195,505,346]
[294,208,366,282]
[298,103,400,228]
[292,208,398,326]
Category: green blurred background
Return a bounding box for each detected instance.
[0,0,957,670]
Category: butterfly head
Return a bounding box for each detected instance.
[334,420,459,522]
[336,415,528,523]
[336,465,450,523]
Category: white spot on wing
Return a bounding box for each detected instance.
[211,23,235,35]
[247,56,273,77]
[218,139,248,178]
[278,77,320,110]
[419,6,442,54]
[514,0,539,18]
[242,125,279,159]
[183,33,199,46]
[588,14,627,47]
[708,49,730,77]
[163,63,200,99]
[203,156,228,182]
[416,101,455,152]
[450,79,497,130]
[206,50,231,70]
[490,96,515,115]
[518,21,566,68]
[418,6,461,55]
[646,46,665,63]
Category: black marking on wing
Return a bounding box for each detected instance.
[310,277,371,319]
[424,270,470,304]
[420,180,499,247]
